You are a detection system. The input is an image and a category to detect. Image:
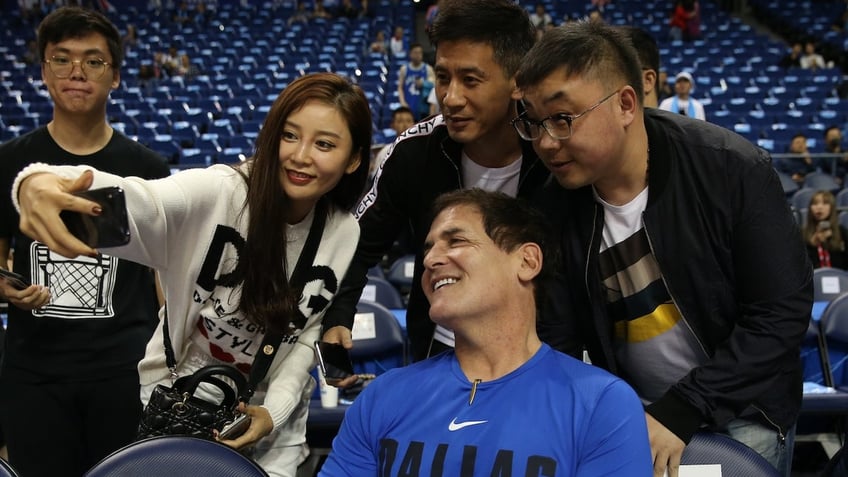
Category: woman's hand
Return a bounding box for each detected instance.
[215,403,274,450]
[18,170,99,258]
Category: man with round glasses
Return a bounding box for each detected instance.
[0,7,169,477]
[516,21,810,477]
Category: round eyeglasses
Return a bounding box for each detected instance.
[44,55,112,79]
[511,89,621,141]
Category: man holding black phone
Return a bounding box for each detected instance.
[0,7,169,477]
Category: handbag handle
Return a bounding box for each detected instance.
[172,365,248,410]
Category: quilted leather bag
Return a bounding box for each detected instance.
[137,365,247,440]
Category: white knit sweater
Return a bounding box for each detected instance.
[13,163,360,431]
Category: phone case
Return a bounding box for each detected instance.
[0,269,29,290]
[314,341,355,380]
[59,187,130,248]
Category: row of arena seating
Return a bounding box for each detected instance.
[0,0,846,167]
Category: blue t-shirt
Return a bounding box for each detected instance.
[320,344,652,476]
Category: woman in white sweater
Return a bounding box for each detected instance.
[12,72,371,476]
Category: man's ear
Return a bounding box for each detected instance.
[516,242,543,283]
[643,69,657,98]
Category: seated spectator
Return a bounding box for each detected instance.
[288,0,309,25]
[334,0,360,19]
[803,190,848,269]
[779,42,803,69]
[22,39,39,65]
[390,25,406,57]
[369,30,387,55]
[175,53,198,78]
[669,0,701,41]
[138,61,160,94]
[312,0,332,20]
[318,189,652,476]
[157,46,180,77]
[371,106,415,180]
[658,71,706,120]
[529,3,552,29]
[774,133,821,184]
[823,126,848,178]
[122,24,138,52]
[800,41,827,70]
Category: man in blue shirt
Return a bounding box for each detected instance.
[319,189,652,477]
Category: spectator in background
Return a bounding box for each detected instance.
[803,190,848,269]
[659,71,706,120]
[592,0,612,12]
[122,24,138,52]
[22,39,39,65]
[318,189,653,476]
[800,41,827,70]
[176,53,198,78]
[288,0,310,25]
[823,126,848,178]
[312,0,332,20]
[587,8,605,23]
[424,0,442,34]
[369,30,388,54]
[775,133,821,184]
[529,3,552,29]
[669,0,701,41]
[390,25,406,57]
[0,8,170,477]
[397,43,435,120]
[334,0,360,19]
[371,106,415,180]
[779,41,803,69]
[157,45,179,77]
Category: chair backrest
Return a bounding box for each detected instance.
[820,292,848,387]
[803,172,841,193]
[386,253,415,289]
[359,276,404,309]
[791,187,817,211]
[680,432,780,477]
[350,300,406,375]
[83,436,268,477]
[0,459,21,477]
[813,267,848,302]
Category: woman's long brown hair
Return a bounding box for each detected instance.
[238,73,371,333]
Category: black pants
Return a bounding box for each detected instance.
[0,373,142,477]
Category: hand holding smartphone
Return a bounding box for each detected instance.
[59,186,130,248]
[218,413,252,440]
[314,341,355,384]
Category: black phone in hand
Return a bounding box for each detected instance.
[314,341,355,382]
[0,269,29,290]
[59,186,130,248]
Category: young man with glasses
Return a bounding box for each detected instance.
[320,0,549,363]
[516,22,811,477]
[0,7,169,477]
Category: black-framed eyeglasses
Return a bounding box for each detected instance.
[511,89,621,141]
[44,55,112,79]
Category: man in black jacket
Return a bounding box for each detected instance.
[514,22,811,477]
[320,0,549,362]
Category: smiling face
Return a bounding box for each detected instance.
[278,100,361,223]
[422,204,521,327]
[520,68,632,191]
[42,32,119,119]
[433,40,516,147]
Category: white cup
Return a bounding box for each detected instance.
[318,374,339,408]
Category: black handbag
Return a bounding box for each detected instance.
[137,211,327,441]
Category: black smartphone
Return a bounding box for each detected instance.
[59,186,130,248]
[218,413,251,440]
[0,269,29,290]
[314,341,355,381]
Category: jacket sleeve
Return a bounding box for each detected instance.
[647,150,812,442]
[320,142,415,330]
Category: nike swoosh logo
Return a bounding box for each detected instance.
[448,417,488,431]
